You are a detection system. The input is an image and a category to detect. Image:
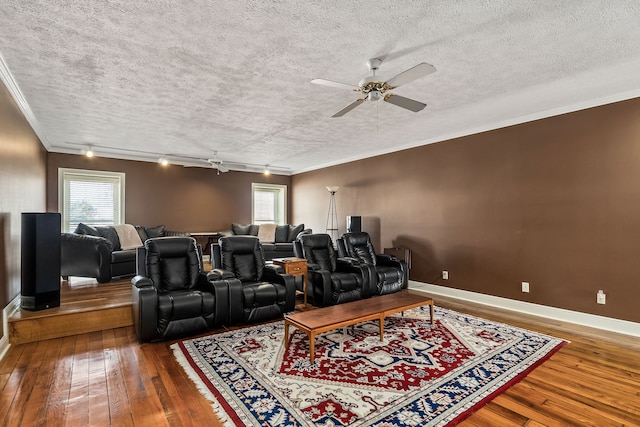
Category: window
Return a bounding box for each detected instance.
[59,168,125,232]
[252,183,287,225]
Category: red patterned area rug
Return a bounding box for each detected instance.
[172,306,566,426]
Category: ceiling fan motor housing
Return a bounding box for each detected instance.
[359,58,384,88]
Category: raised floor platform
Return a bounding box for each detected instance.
[7,277,133,345]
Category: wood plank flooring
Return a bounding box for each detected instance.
[1,277,639,426]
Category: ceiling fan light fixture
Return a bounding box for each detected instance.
[367,90,380,102]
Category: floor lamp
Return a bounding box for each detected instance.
[326,186,339,243]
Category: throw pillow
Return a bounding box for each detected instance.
[232,223,258,236]
[134,225,149,242]
[75,223,99,236]
[145,225,166,238]
[287,224,305,242]
[95,226,122,251]
[274,225,290,243]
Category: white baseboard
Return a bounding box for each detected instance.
[0,295,20,361]
[409,280,640,338]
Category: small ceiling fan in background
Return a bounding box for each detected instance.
[311,58,436,117]
[185,151,246,175]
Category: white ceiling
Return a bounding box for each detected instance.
[2,1,640,175]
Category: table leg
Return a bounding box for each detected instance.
[379,316,384,341]
[430,303,434,324]
[303,274,308,306]
[284,320,290,347]
[309,332,315,364]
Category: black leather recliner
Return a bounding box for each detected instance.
[210,236,296,324]
[131,237,228,342]
[338,232,408,296]
[296,233,375,307]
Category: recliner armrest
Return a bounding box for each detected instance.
[132,275,153,288]
[375,254,402,267]
[264,263,285,274]
[337,257,362,267]
[336,260,377,299]
[131,276,158,342]
[207,269,235,281]
[306,262,322,271]
[263,266,292,284]
[207,277,244,325]
[195,274,231,328]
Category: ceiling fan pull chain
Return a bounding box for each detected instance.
[376,101,379,136]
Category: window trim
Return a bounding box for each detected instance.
[58,168,126,232]
[251,183,287,225]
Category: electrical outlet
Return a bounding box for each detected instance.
[442,270,449,280]
[597,290,606,305]
[521,282,530,293]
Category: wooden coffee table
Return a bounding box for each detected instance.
[283,291,434,363]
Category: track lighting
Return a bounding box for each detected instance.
[264,165,271,176]
[158,157,169,166]
[84,147,94,158]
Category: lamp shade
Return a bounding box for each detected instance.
[326,186,339,193]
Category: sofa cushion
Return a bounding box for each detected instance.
[232,223,258,236]
[135,225,149,242]
[75,223,99,236]
[274,225,289,243]
[287,224,305,242]
[145,224,166,238]
[111,249,136,264]
[95,226,121,251]
[274,243,294,252]
[261,243,276,252]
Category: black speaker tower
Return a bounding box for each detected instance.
[21,212,61,311]
[346,215,362,233]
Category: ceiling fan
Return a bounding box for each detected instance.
[311,58,436,117]
[186,152,245,175]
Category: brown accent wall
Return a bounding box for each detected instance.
[47,154,291,233]
[0,80,47,339]
[292,97,640,323]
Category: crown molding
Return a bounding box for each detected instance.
[0,51,51,149]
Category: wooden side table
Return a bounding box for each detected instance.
[189,232,222,257]
[384,247,411,269]
[272,257,308,306]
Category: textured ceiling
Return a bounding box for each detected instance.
[1,1,640,174]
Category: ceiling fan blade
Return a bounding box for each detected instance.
[311,79,359,91]
[383,94,426,112]
[384,63,436,88]
[331,99,365,117]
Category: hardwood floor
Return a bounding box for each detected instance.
[1,278,639,426]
